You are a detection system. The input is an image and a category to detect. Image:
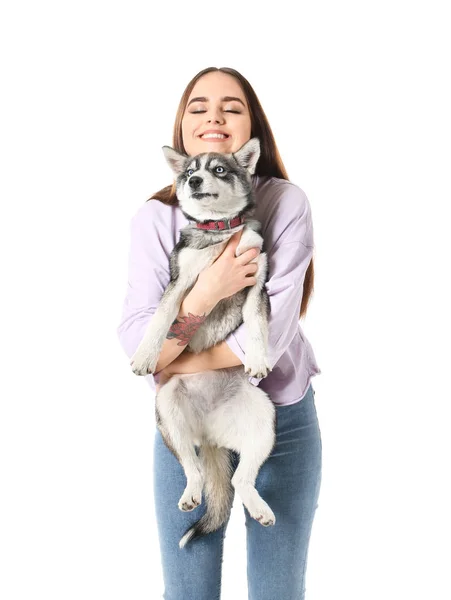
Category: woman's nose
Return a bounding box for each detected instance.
[206,110,224,124]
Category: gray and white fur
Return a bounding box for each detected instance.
[130,137,276,549]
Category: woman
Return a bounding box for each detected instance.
[117,66,323,600]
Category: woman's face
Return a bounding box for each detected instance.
[181,71,252,157]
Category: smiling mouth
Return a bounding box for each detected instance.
[198,134,230,139]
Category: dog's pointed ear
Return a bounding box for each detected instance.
[162,146,189,176]
[232,137,261,174]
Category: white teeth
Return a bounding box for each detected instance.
[201,133,227,139]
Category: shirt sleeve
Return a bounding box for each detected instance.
[224,184,314,386]
[116,202,171,388]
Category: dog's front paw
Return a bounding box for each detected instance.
[130,344,159,376]
[244,356,272,379]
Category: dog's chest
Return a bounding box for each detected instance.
[187,290,248,353]
[174,243,227,283]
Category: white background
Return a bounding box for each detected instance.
[1,1,450,598]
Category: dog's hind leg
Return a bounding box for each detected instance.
[231,428,277,526]
[156,378,205,512]
[208,384,277,526]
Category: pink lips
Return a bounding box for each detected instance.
[198,131,230,142]
[199,136,230,142]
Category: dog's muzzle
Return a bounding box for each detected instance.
[191,192,219,199]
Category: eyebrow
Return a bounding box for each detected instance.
[187,96,246,108]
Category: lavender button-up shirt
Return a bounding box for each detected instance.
[117,174,321,406]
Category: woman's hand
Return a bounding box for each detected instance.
[195,229,260,305]
[154,348,211,393]
[155,368,174,394]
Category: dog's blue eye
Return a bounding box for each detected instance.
[187,169,194,176]
[215,166,225,173]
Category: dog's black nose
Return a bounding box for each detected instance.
[188,176,203,190]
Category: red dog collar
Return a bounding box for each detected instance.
[196,216,244,230]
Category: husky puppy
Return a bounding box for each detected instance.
[130,137,276,549]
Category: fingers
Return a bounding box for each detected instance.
[224,228,260,266]
[236,246,260,266]
[245,262,259,275]
[224,228,243,253]
[244,276,258,287]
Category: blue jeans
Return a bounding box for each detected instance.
[153,383,322,600]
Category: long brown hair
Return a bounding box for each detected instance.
[147,66,315,319]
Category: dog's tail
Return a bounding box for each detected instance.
[179,444,235,549]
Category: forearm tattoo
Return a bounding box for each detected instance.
[166,312,207,346]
